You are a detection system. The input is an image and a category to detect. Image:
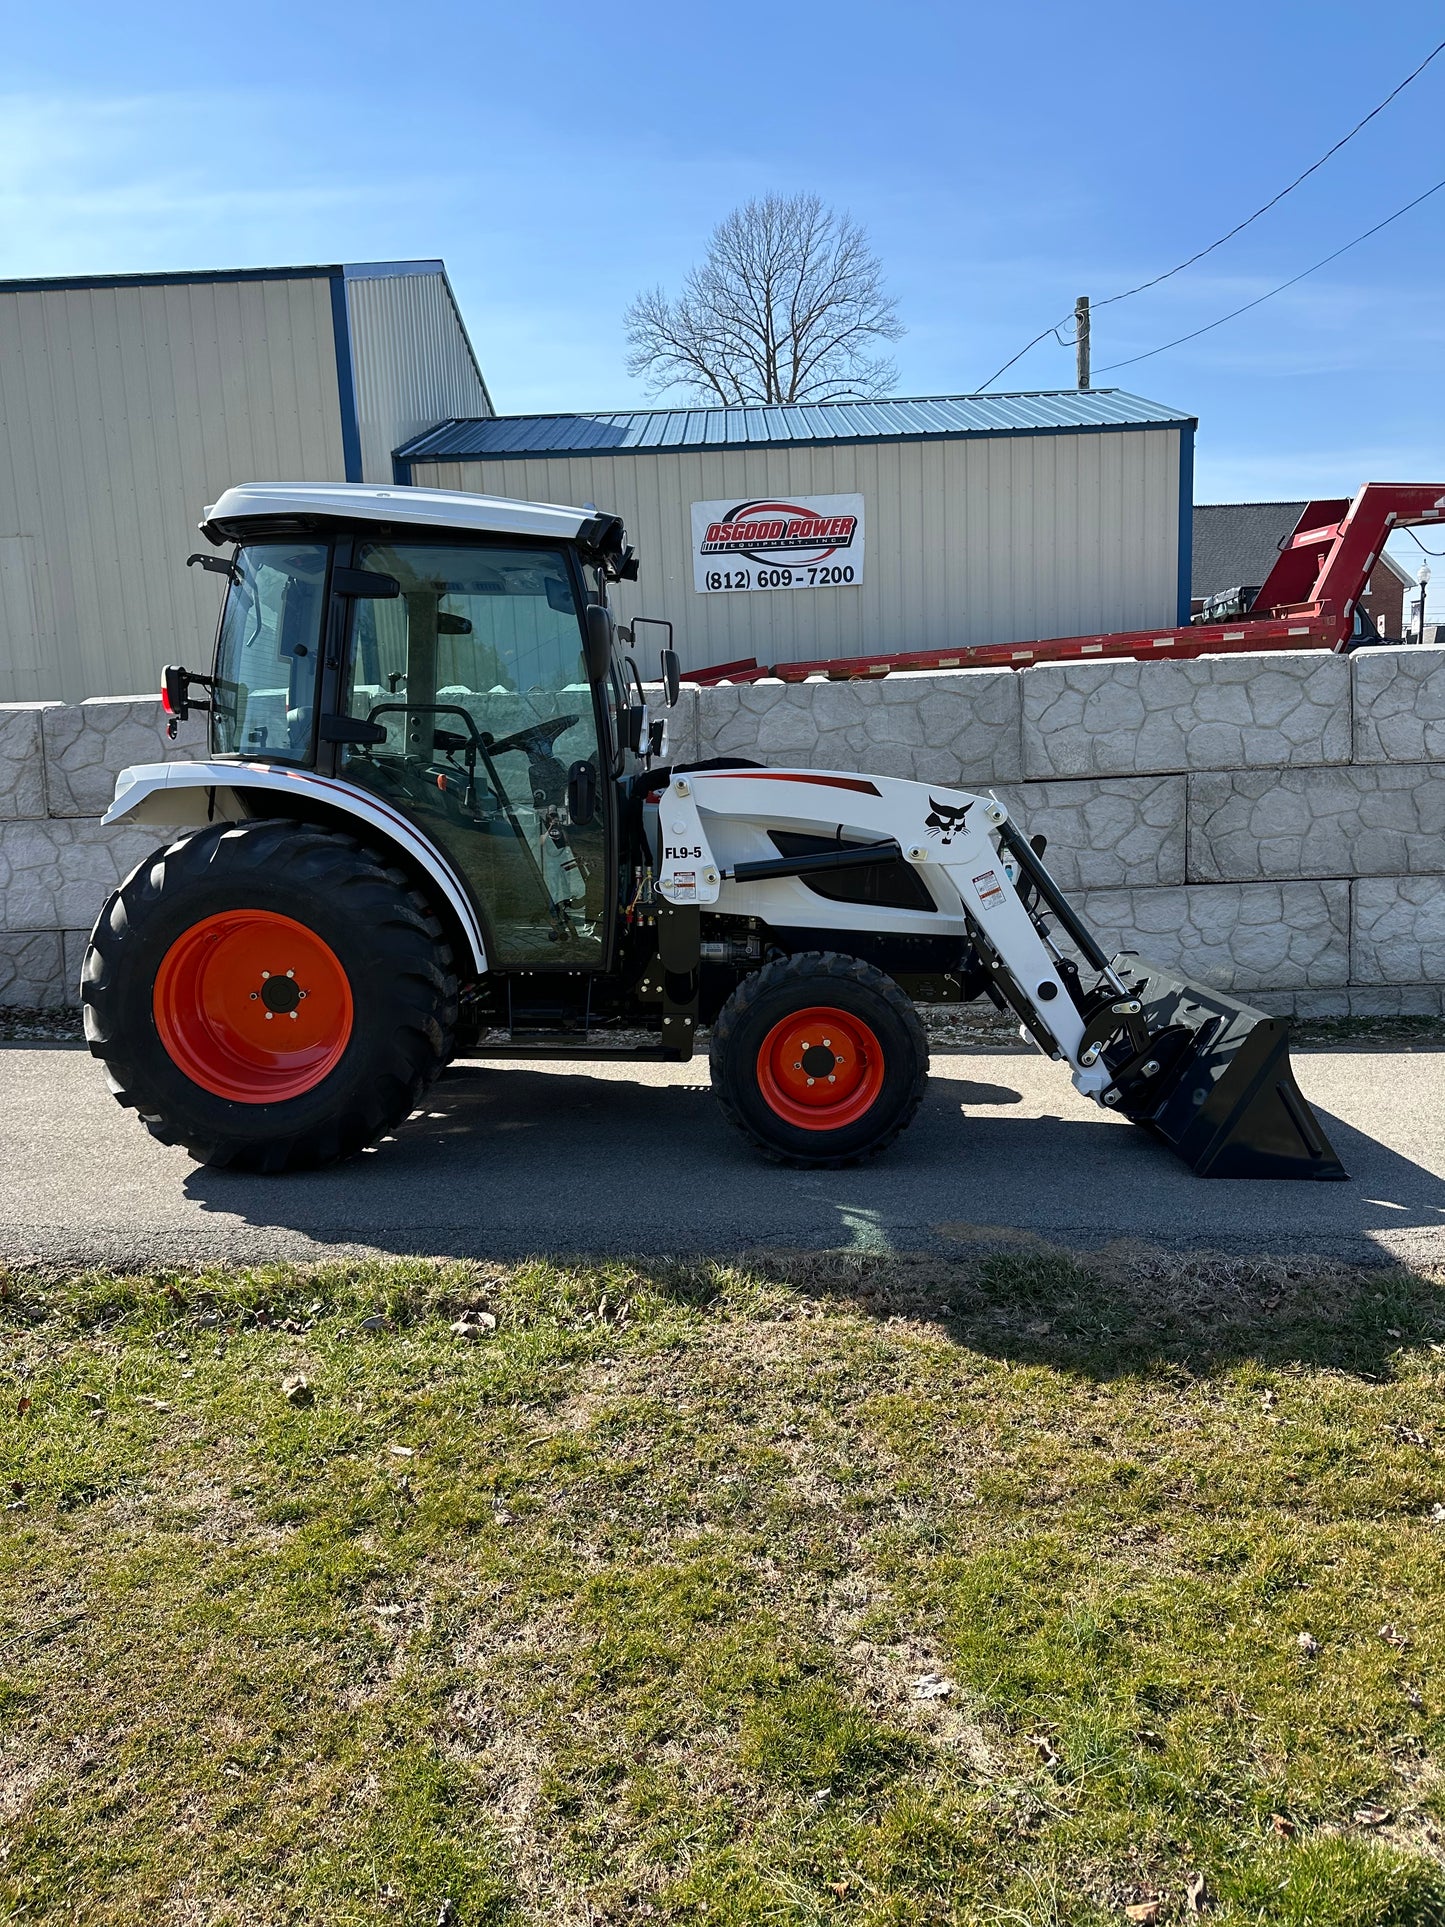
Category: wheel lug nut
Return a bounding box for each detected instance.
[806,1077,815,1087]
[828,1075,836,1083]
[264,1012,273,1021]
[261,970,270,980]
[289,1011,298,1020]
[286,969,295,978]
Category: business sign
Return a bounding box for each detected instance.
[691,493,865,593]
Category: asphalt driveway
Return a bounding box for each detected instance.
[3,1042,1443,1271]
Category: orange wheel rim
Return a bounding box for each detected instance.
[756,1004,885,1131]
[153,910,353,1104]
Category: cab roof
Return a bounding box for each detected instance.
[200,482,596,546]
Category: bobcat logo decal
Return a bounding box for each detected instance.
[924,797,972,845]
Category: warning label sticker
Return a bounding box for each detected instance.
[670,870,698,900]
[972,868,1006,911]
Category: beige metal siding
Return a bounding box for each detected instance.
[410,428,1181,671]
[0,536,44,701]
[0,275,345,703]
[345,271,491,484]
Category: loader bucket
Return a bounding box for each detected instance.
[1110,957,1348,1181]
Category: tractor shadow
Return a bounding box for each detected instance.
[178,1059,1445,1382]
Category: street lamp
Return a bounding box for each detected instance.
[1416,561,1431,643]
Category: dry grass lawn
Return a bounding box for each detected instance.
[2,1248,1444,1925]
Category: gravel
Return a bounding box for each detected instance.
[0,1007,84,1044]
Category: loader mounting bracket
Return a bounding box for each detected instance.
[656,901,700,1061]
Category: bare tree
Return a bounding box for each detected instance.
[625,194,904,406]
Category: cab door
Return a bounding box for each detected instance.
[335,537,613,970]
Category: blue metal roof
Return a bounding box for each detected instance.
[395,389,1193,464]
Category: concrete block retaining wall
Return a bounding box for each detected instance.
[2,649,1442,1016]
[0,699,205,1008]
[684,645,1445,1019]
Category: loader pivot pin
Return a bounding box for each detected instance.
[757,1006,884,1131]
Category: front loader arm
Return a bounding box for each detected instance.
[655,770,1117,1094]
[654,768,1346,1180]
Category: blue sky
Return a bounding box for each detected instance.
[3,1,1442,522]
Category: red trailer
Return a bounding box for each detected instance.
[683,483,1444,685]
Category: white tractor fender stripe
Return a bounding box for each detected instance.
[104,761,489,972]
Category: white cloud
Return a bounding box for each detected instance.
[0,92,443,277]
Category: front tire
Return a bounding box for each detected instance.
[709,951,928,1167]
[83,819,458,1171]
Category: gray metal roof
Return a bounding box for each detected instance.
[1192,500,1308,598]
[396,389,1194,463]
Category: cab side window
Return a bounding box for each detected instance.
[340,541,609,968]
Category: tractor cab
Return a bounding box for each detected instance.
[171,483,675,983]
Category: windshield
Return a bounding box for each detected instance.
[210,542,328,759]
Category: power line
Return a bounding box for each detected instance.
[1093,175,1445,373]
[975,35,1445,391]
[976,323,1066,392]
[1092,35,1445,312]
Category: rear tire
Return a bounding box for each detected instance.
[83,819,458,1171]
[709,951,928,1167]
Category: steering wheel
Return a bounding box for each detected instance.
[484,713,580,759]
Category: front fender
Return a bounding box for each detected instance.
[104,761,489,973]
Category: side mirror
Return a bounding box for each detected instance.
[567,759,598,826]
[660,648,681,707]
[584,603,614,682]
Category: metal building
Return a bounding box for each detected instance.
[0,260,490,703]
[395,391,1195,674]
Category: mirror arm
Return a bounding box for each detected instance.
[628,616,680,705]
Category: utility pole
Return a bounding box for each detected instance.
[1075,295,1091,390]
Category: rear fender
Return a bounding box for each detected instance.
[103,761,488,972]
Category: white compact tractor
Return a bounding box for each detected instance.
[85,483,1344,1181]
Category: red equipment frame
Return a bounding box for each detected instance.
[682,483,1445,685]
